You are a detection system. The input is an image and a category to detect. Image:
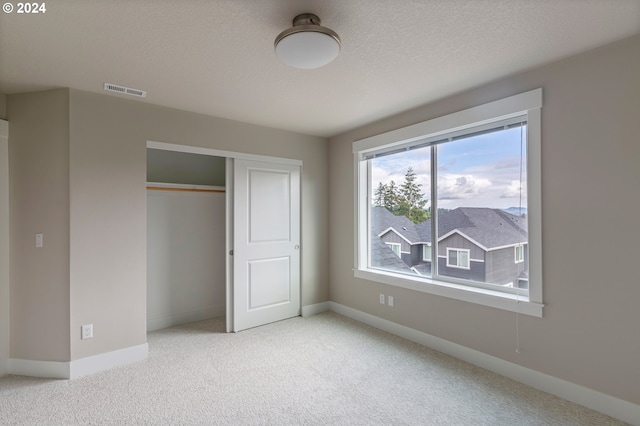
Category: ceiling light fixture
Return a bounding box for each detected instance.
[274,13,341,69]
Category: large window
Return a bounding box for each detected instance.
[354,89,543,317]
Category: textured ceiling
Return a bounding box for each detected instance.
[1,0,639,137]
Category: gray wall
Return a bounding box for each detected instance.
[8,89,71,362]
[8,88,328,363]
[329,34,640,405]
[68,89,328,361]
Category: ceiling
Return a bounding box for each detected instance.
[1,1,639,138]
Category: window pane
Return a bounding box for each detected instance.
[367,122,529,292]
[423,245,431,261]
[460,251,469,268]
[436,126,528,290]
[370,146,431,277]
[448,250,457,266]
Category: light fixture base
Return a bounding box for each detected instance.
[292,13,321,27]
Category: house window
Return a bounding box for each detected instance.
[422,244,431,261]
[354,89,543,317]
[515,244,525,263]
[386,242,401,257]
[446,248,470,269]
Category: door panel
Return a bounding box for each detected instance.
[248,257,290,309]
[233,159,300,331]
[248,169,290,242]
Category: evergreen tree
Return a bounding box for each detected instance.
[373,167,429,224]
[373,181,398,210]
[373,182,386,207]
[398,167,428,223]
[385,180,399,211]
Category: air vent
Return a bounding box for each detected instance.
[104,83,147,98]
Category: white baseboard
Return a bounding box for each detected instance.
[301,301,330,317]
[329,302,640,426]
[8,343,149,380]
[69,343,148,379]
[7,358,70,379]
[147,304,224,332]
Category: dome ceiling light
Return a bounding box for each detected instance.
[274,13,341,69]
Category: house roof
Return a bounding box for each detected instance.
[370,236,414,274]
[375,206,527,251]
[371,206,424,244]
[439,208,527,250]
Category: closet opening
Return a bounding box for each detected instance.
[146,148,227,332]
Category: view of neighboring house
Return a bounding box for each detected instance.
[371,206,529,289]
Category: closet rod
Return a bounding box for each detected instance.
[146,186,225,194]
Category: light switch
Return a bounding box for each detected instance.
[35,233,43,248]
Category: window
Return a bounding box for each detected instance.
[354,89,543,317]
[515,244,525,263]
[447,248,470,269]
[386,242,401,257]
[422,244,431,262]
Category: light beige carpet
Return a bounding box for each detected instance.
[0,312,628,425]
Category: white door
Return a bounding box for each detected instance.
[232,159,300,332]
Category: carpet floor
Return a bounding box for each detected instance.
[0,312,628,425]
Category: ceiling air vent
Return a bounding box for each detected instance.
[104,83,147,98]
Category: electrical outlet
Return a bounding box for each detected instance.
[81,324,93,340]
[379,293,385,304]
[388,295,394,307]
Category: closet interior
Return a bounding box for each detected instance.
[146,149,226,331]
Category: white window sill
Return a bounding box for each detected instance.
[354,268,543,317]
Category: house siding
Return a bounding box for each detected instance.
[412,245,426,266]
[438,233,484,259]
[380,231,411,253]
[438,258,485,282]
[485,245,528,286]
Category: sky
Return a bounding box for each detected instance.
[371,126,527,210]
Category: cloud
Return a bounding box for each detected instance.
[466,156,523,173]
[437,174,492,200]
[371,166,403,186]
[502,180,527,198]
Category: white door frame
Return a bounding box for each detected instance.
[146,141,303,333]
[1,119,9,375]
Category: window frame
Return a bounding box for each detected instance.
[446,248,470,269]
[353,89,543,317]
